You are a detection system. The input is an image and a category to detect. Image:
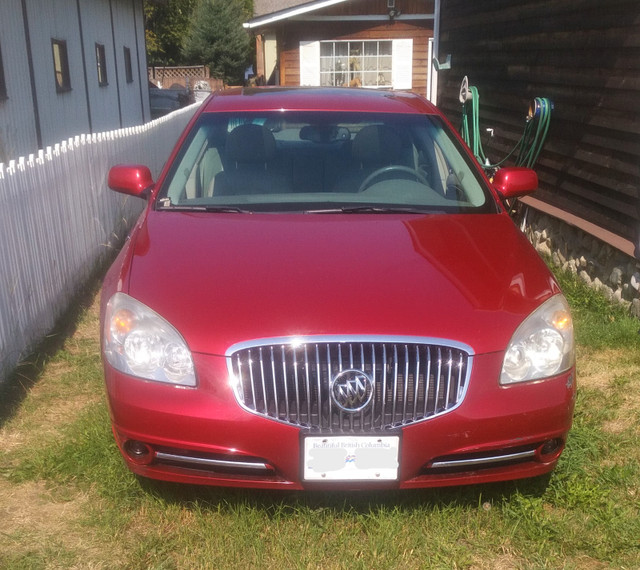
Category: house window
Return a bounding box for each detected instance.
[320,40,392,88]
[0,43,7,100]
[300,39,412,90]
[96,43,108,86]
[52,39,71,92]
[123,46,133,83]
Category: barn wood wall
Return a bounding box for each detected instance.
[438,0,640,241]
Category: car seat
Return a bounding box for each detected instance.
[214,123,291,196]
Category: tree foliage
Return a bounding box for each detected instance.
[145,0,198,66]
[182,0,254,86]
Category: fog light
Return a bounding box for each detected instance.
[537,438,564,460]
[124,440,154,464]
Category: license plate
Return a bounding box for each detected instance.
[303,436,399,481]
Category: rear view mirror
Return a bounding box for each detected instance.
[299,125,350,143]
[108,165,154,198]
[492,167,538,199]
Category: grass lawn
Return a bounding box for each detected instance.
[1,268,639,569]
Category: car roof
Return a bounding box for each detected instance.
[201,87,439,115]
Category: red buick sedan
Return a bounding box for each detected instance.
[101,87,575,490]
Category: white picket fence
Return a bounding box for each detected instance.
[0,104,199,385]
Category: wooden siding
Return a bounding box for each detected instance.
[77,0,121,134]
[438,0,640,241]
[0,0,148,162]
[255,0,432,18]
[109,0,149,128]
[279,20,432,96]
[319,0,431,17]
[0,0,37,164]
[25,0,90,150]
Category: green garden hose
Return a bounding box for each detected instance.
[460,79,552,171]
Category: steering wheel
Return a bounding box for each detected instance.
[358,165,431,192]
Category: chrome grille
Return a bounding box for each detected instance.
[227,337,471,433]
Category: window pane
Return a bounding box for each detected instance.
[378,72,391,86]
[379,41,392,56]
[96,43,107,86]
[320,43,333,57]
[0,43,7,100]
[363,71,378,86]
[379,56,392,71]
[124,46,133,83]
[320,73,333,87]
[52,39,71,92]
[349,42,362,57]
[363,56,378,71]
[364,42,378,57]
[320,58,333,72]
[53,44,62,85]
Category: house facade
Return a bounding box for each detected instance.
[0,0,149,164]
[245,0,438,100]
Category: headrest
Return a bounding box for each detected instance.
[226,123,276,163]
[352,125,403,165]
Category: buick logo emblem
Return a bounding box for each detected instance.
[330,369,374,413]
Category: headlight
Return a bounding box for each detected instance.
[104,293,196,386]
[500,294,574,385]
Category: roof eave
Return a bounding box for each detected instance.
[244,0,350,29]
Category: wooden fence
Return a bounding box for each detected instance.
[0,104,199,385]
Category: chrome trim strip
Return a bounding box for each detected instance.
[434,346,442,415]
[226,335,475,356]
[430,449,536,469]
[155,451,269,471]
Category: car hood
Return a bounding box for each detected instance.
[124,211,558,356]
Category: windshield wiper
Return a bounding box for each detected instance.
[156,204,252,213]
[305,206,437,214]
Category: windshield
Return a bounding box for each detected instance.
[157,111,496,214]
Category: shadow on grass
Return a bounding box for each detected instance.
[135,472,552,516]
[0,277,103,429]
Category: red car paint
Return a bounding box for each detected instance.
[101,88,575,489]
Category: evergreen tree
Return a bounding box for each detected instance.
[182,0,253,86]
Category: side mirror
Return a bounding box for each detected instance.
[108,165,154,198]
[492,167,538,200]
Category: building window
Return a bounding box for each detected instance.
[96,43,108,86]
[300,39,412,90]
[320,40,392,88]
[123,46,133,83]
[52,39,71,92]
[0,43,7,100]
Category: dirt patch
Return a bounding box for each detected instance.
[0,293,110,566]
[0,478,84,537]
[0,295,103,451]
[577,346,640,437]
[576,347,640,391]
[471,552,524,569]
[0,478,87,561]
[64,299,102,358]
[0,477,124,568]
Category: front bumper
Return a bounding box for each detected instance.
[104,350,576,490]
